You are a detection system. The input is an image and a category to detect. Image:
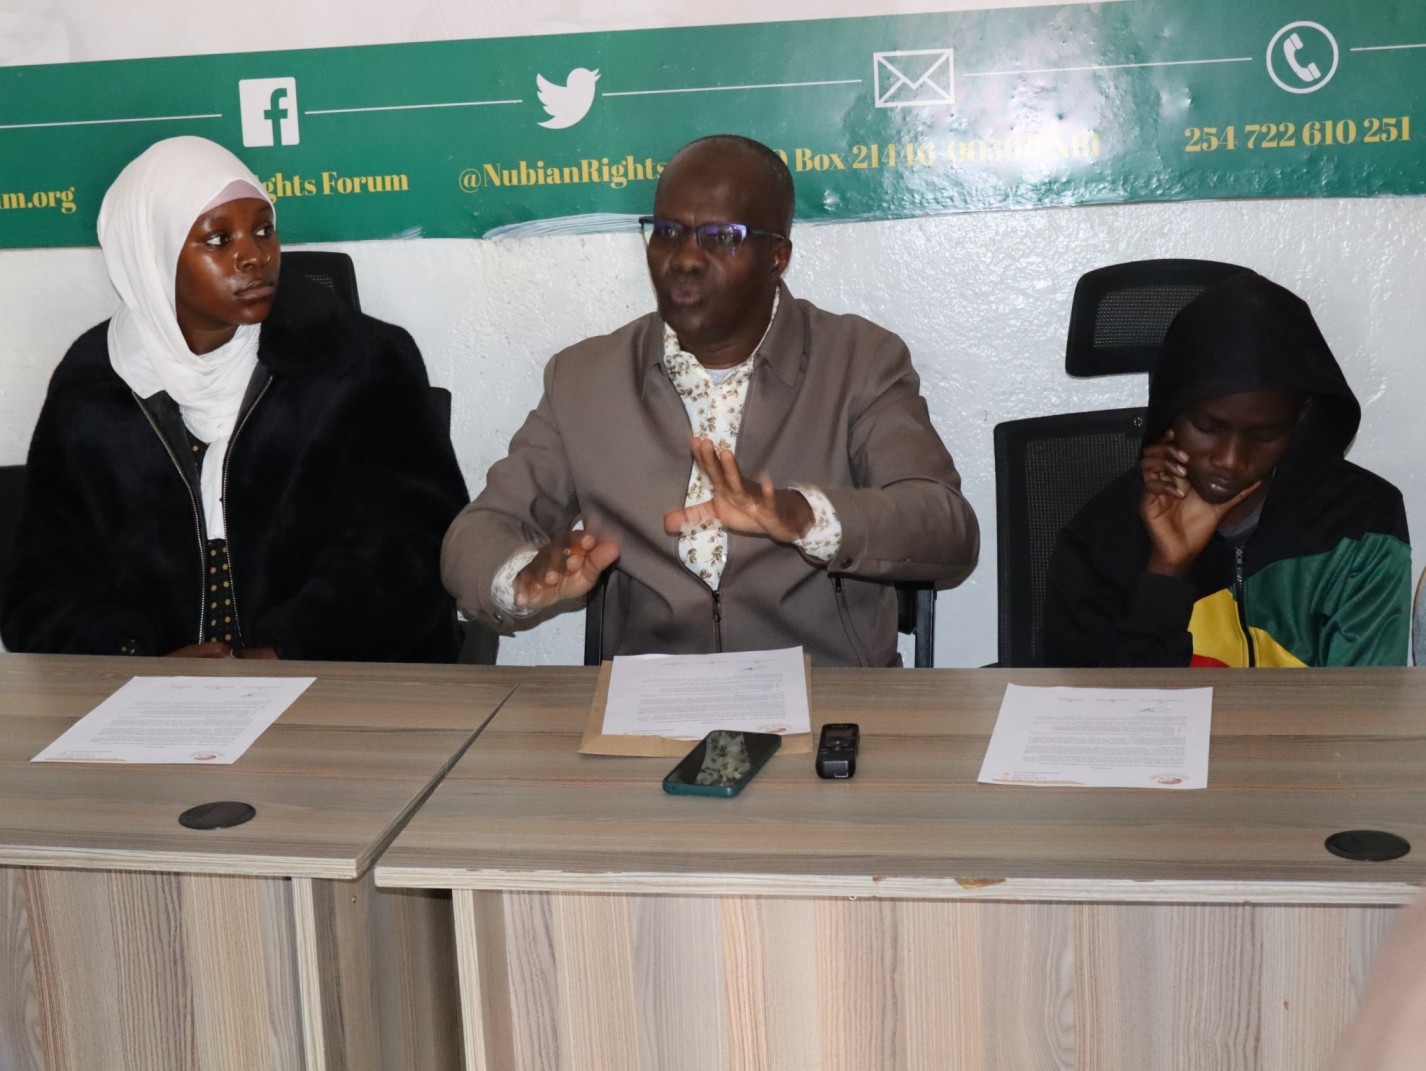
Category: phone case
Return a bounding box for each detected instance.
[662,731,781,798]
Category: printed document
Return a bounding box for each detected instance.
[33,675,315,764]
[978,684,1212,789]
[601,647,811,740]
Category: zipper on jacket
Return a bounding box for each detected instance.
[220,378,272,651]
[833,576,872,668]
[132,394,208,645]
[1233,545,1256,667]
[711,589,723,653]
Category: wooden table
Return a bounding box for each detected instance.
[0,653,527,1071]
[377,666,1426,1071]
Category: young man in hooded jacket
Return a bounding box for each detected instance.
[1043,270,1410,668]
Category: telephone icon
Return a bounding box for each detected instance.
[1267,21,1338,95]
[1283,32,1320,83]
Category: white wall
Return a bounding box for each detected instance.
[5,193,1424,667]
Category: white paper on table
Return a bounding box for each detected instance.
[601,647,811,740]
[978,684,1213,789]
[32,675,316,764]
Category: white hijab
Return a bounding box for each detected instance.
[98,136,274,539]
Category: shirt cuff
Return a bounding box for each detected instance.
[492,546,541,616]
[790,484,842,562]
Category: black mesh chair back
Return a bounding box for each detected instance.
[425,381,496,664]
[282,250,455,449]
[279,252,487,663]
[994,407,1146,667]
[0,465,25,602]
[429,386,452,433]
[896,584,935,667]
[584,575,936,667]
[584,577,607,667]
[1065,259,1248,377]
[282,250,361,312]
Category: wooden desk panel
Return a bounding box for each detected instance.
[380,667,1426,894]
[379,667,1425,1071]
[0,654,527,1071]
[0,655,525,877]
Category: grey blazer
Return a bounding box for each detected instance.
[442,286,979,666]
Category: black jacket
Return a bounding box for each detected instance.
[1,274,469,661]
[1044,271,1410,668]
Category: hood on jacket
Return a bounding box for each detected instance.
[1144,271,1361,481]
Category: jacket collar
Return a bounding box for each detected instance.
[640,282,804,395]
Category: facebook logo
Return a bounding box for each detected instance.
[239,78,300,147]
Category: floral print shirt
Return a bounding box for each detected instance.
[492,295,842,611]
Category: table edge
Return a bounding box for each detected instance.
[371,867,1425,904]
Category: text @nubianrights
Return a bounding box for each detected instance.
[455,135,1106,197]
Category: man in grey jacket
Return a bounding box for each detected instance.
[441,134,978,665]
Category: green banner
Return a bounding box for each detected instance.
[1,1,1423,248]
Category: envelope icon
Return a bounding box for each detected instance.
[873,48,955,108]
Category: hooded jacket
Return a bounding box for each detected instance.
[1043,271,1410,667]
[1,274,469,661]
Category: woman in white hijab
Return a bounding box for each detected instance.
[0,136,469,661]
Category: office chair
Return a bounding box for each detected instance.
[584,575,937,667]
[426,381,496,662]
[428,379,495,664]
[1413,568,1426,667]
[281,250,362,312]
[283,248,456,441]
[280,251,494,664]
[993,408,1145,667]
[0,464,25,596]
[1065,258,1248,377]
[989,258,1252,667]
[897,583,935,668]
[584,577,606,667]
[428,385,453,431]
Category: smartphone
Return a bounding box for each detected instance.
[662,730,781,798]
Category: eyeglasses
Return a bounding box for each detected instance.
[639,216,787,256]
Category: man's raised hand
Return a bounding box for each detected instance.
[663,435,813,544]
[513,530,620,611]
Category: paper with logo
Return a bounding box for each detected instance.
[978,684,1212,790]
[578,649,813,757]
[32,675,315,764]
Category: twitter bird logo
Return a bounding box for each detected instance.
[536,67,600,129]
